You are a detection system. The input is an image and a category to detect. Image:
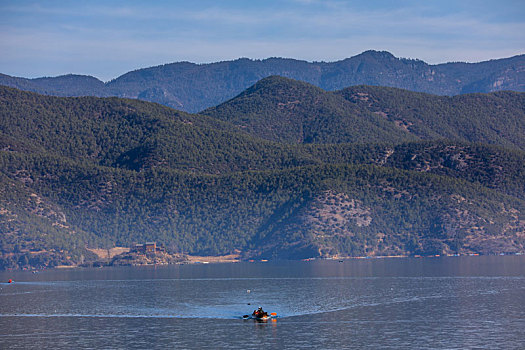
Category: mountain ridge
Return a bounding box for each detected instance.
[0,85,523,269]
[1,50,523,112]
[203,76,525,150]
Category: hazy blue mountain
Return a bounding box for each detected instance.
[0,73,107,97]
[1,51,523,112]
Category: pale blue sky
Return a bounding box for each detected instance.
[1,0,524,81]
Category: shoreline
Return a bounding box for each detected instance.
[8,251,523,272]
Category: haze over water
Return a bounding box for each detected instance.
[1,256,524,349]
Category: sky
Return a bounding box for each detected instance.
[1,0,524,81]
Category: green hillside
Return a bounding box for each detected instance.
[337,86,525,150]
[202,76,415,144]
[1,152,523,268]
[0,86,318,174]
[204,76,525,150]
[0,86,524,269]
[0,170,99,269]
[2,86,523,196]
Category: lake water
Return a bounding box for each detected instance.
[0,256,524,349]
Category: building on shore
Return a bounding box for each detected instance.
[132,242,165,254]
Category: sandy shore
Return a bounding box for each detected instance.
[186,253,240,263]
[87,247,130,260]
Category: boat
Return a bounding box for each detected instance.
[243,309,277,321]
[253,314,271,321]
[243,314,275,321]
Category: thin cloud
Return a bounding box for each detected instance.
[0,0,523,80]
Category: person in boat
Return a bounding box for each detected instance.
[252,307,268,318]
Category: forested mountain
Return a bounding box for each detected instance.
[337,86,525,150]
[204,76,525,149]
[0,86,314,174]
[1,50,523,112]
[0,73,107,97]
[0,86,524,269]
[204,77,416,144]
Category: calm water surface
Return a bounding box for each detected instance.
[0,256,524,349]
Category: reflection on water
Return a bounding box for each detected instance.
[1,256,524,349]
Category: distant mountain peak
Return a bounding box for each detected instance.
[231,75,325,104]
[358,50,396,59]
[33,74,103,83]
[0,51,523,112]
[251,75,316,87]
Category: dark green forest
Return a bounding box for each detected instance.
[0,83,524,269]
[204,76,525,149]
